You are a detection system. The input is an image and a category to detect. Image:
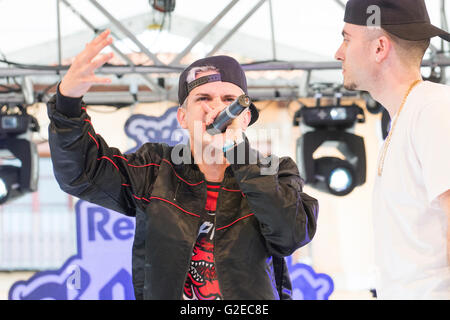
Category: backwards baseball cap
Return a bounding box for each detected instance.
[178,55,259,126]
[344,0,450,41]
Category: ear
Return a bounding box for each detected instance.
[177,106,188,129]
[374,35,391,63]
[241,109,251,128]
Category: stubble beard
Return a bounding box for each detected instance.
[344,82,359,91]
[343,74,359,91]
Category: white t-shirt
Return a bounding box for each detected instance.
[373,81,450,300]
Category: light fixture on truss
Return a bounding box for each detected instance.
[0,104,39,204]
[294,83,367,196]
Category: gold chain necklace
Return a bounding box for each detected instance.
[377,79,422,176]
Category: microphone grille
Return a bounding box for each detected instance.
[238,95,251,107]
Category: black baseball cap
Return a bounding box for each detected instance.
[344,0,450,41]
[178,55,259,126]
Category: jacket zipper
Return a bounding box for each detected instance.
[173,180,181,201]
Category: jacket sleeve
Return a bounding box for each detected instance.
[225,135,319,257]
[47,91,161,216]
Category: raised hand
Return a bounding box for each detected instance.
[59,29,114,98]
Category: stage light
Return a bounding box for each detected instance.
[0,165,21,204]
[295,84,367,196]
[296,130,366,196]
[0,104,39,205]
[150,0,176,12]
[300,104,365,129]
[329,168,352,192]
[330,108,346,120]
[0,177,7,201]
[314,157,356,196]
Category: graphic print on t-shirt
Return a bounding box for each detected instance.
[183,182,222,300]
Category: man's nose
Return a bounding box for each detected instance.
[335,44,344,61]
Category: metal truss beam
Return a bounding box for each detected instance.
[333,0,346,9]
[206,0,268,57]
[88,0,164,66]
[1,54,450,78]
[61,0,164,94]
[170,0,240,65]
[0,86,304,106]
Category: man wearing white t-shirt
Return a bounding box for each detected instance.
[335,0,450,299]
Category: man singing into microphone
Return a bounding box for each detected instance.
[47,30,318,300]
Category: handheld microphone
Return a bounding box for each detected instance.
[206,95,252,135]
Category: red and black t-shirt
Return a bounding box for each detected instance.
[183,181,223,300]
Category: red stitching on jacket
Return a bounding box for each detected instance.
[221,187,246,198]
[97,156,119,171]
[113,156,202,186]
[149,196,201,218]
[113,154,160,168]
[127,163,161,168]
[84,119,93,126]
[216,213,255,231]
[161,159,204,186]
[113,155,129,162]
[133,194,151,203]
[87,132,99,149]
[221,187,240,192]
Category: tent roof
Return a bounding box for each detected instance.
[2,0,447,63]
[0,0,448,102]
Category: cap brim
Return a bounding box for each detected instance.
[248,103,259,126]
[383,22,450,41]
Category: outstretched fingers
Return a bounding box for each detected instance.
[77,30,113,65]
[91,29,111,46]
[86,52,114,73]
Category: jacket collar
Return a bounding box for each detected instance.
[175,142,237,187]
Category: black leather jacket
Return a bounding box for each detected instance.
[47,93,319,300]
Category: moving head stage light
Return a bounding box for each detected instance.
[0,104,39,204]
[294,84,367,196]
[151,0,176,12]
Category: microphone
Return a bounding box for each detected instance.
[206,95,252,135]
